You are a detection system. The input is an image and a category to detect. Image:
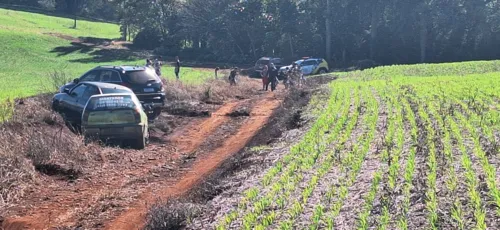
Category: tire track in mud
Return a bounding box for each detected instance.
[1,100,245,230]
[105,94,281,230]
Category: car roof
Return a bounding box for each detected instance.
[89,93,135,98]
[82,82,132,91]
[88,93,138,101]
[93,65,147,72]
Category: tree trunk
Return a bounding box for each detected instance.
[247,31,257,59]
[289,33,294,58]
[370,2,379,60]
[342,49,346,66]
[73,14,77,29]
[420,12,427,63]
[325,0,331,62]
[227,30,244,56]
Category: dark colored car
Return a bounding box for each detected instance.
[52,82,133,125]
[59,66,165,119]
[250,57,284,78]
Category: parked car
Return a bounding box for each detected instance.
[52,82,134,125]
[81,93,149,149]
[59,65,165,119]
[250,57,285,78]
[279,57,329,78]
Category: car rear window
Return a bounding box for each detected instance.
[123,69,159,84]
[86,95,137,112]
[101,88,131,94]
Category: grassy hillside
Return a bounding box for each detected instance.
[0,8,119,38]
[0,8,212,101]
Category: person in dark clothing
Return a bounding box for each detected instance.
[154,56,163,77]
[269,63,278,91]
[261,65,269,91]
[229,67,238,86]
[146,59,153,68]
[175,56,181,80]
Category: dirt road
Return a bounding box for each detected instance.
[1,87,282,229]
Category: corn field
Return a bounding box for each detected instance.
[210,69,500,229]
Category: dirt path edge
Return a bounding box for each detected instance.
[105,94,282,229]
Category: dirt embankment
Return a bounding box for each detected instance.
[0,77,298,229]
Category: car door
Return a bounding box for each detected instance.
[98,70,122,84]
[64,84,88,120]
[77,85,101,115]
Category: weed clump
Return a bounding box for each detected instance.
[145,198,203,230]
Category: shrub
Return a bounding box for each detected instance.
[145,198,203,230]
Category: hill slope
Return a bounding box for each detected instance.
[0,8,212,101]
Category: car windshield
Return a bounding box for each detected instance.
[86,95,137,112]
[124,69,158,85]
[301,60,318,66]
[101,88,131,94]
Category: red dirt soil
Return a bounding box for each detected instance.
[1,85,282,230]
[106,94,280,229]
[1,101,236,229]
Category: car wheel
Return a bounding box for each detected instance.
[319,68,328,74]
[52,101,59,112]
[132,135,146,150]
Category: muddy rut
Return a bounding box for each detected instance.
[1,91,282,230]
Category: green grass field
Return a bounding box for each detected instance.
[0,8,212,102]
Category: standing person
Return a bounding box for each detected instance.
[283,67,291,89]
[261,64,269,91]
[146,59,153,68]
[154,56,163,77]
[229,67,238,86]
[174,56,181,80]
[215,67,220,79]
[298,64,305,87]
[269,63,278,91]
[291,62,302,87]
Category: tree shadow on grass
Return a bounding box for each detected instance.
[50,42,94,56]
[50,36,142,63]
[68,48,139,63]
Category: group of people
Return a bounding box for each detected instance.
[146,56,181,80]
[217,62,305,91]
[144,56,304,91]
[260,62,304,91]
[260,63,279,91]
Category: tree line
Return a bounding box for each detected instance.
[3,0,500,68]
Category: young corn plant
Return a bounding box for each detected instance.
[356,172,382,230]
[449,117,486,229]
